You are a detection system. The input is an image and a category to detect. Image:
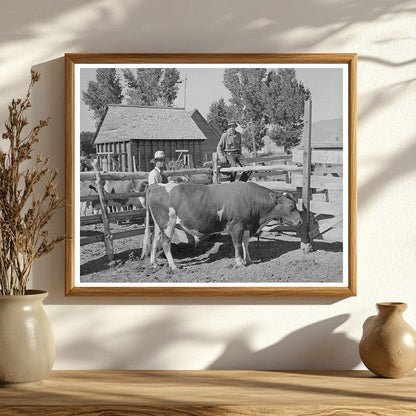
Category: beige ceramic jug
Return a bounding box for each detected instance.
[359,302,416,378]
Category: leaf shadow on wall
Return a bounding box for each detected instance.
[207,314,360,370]
[53,309,219,369]
[358,139,416,210]
[52,308,359,370]
[0,0,414,97]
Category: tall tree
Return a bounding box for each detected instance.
[80,131,96,156]
[82,69,123,128]
[122,68,180,106]
[223,68,310,152]
[160,69,181,106]
[207,98,230,132]
[264,69,311,151]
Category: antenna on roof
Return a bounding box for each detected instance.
[184,75,187,109]
[177,74,188,109]
[177,74,188,110]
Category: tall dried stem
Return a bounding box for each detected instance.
[0,71,65,295]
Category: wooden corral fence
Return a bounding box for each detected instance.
[213,100,344,251]
[80,164,213,261]
[80,100,343,261]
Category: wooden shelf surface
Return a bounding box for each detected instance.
[1,370,415,415]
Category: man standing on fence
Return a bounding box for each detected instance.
[216,121,250,182]
[148,150,168,185]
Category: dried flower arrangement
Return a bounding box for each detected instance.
[0,71,65,295]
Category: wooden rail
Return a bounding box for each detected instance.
[80,168,212,182]
[81,209,146,226]
[80,191,146,202]
[81,227,151,246]
[292,149,343,164]
[220,163,302,173]
[291,174,343,191]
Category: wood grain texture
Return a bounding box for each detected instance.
[65,53,358,64]
[65,53,357,297]
[3,405,416,416]
[65,54,75,296]
[65,286,356,297]
[1,370,414,416]
[348,54,357,297]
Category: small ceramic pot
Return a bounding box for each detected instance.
[0,290,55,387]
[359,302,416,378]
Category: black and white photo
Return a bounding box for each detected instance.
[65,54,356,296]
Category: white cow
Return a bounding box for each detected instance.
[80,180,98,216]
[104,179,147,211]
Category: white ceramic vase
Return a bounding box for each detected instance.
[0,290,55,387]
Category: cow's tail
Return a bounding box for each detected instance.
[141,185,152,259]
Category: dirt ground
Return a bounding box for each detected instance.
[80,223,343,284]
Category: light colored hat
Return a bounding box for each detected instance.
[227,121,238,128]
[151,150,166,163]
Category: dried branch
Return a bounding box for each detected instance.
[0,71,66,295]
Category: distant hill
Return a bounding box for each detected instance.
[255,118,343,156]
[312,118,343,144]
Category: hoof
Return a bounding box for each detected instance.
[233,262,245,269]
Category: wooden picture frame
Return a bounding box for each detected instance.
[65,53,356,296]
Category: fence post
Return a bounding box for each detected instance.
[212,152,219,184]
[301,100,313,252]
[92,160,114,262]
[127,142,133,172]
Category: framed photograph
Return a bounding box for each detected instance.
[65,53,356,296]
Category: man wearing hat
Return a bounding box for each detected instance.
[216,121,250,182]
[148,150,168,185]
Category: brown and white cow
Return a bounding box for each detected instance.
[144,182,302,270]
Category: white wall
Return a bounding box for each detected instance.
[1,0,415,370]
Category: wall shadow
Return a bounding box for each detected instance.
[54,310,215,369]
[53,310,359,371]
[1,0,413,57]
[0,0,414,98]
[207,314,360,370]
[359,137,416,210]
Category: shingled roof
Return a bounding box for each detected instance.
[94,105,209,144]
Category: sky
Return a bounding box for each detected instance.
[80,66,344,132]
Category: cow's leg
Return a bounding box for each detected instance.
[161,235,176,270]
[230,225,245,267]
[161,207,178,270]
[141,205,152,259]
[242,230,252,265]
[150,222,162,268]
